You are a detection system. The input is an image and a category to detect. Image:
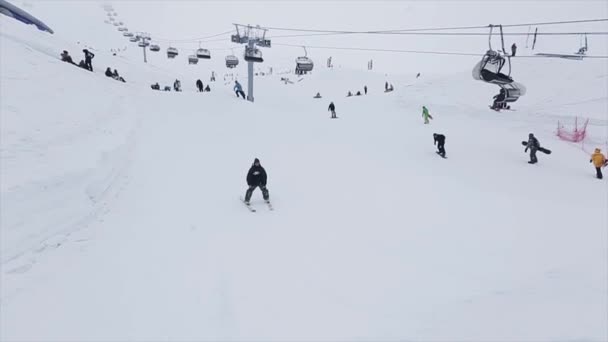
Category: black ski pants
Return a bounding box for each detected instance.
[245,185,269,202]
[529,148,538,163]
[596,167,603,179]
[236,90,246,99]
[437,143,446,157]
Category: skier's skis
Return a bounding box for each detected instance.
[240,197,256,212]
[265,201,274,211]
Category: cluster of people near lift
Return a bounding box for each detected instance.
[151,77,214,93]
[61,49,126,83]
[60,49,95,71]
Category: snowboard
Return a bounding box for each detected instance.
[521,141,551,154]
[436,151,447,159]
[489,105,514,111]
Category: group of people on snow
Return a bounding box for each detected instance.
[105,67,125,82]
[60,49,95,71]
[196,79,211,92]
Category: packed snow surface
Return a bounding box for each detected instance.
[1,1,607,341]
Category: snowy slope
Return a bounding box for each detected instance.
[1,1,607,341]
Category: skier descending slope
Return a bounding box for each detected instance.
[422,106,433,124]
[328,101,337,119]
[433,133,446,158]
[244,158,270,206]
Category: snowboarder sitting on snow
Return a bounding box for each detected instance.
[525,133,540,164]
[204,84,210,92]
[234,80,246,99]
[314,92,322,98]
[433,133,446,158]
[113,69,125,82]
[244,158,269,205]
[347,91,353,97]
[356,91,362,96]
[328,101,337,119]
[105,67,113,78]
[60,50,75,65]
[151,83,160,90]
[590,148,607,179]
[422,106,433,124]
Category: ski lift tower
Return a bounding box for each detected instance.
[231,24,271,102]
[138,32,151,63]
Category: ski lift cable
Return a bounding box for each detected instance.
[273,42,608,58]
[153,29,234,43]
[263,18,608,35]
[269,31,608,39]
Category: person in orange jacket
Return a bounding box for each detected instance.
[590,148,607,179]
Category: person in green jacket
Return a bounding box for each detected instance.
[422,106,433,124]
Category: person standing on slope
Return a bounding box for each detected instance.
[590,148,607,179]
[234,80,246,99]
[433,133,446,158]
[422,106,433,124]
[364,85,368,95]
[82,49,95,71]
[196,79,203,92]
[525,133,540,164]
[328,101,337,119]
[244,158,270,205]
[511,43,517,57]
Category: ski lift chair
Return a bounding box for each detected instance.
[150,45,161,52]
[188,55,199,64]
[225,55,239,68]
[196,48,211,59]
[295,57,314,74]
[167,47,178,58]
[472,50,513,85]
[244,47,263,63]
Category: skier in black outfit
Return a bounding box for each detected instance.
[525,133,540,164]
[82,49,95,71]
[196,79,203,92]
[364,85,367,94]
[511,43,517,57]
[433,133,446,157]
[328,102,336,118]
[244,158,269,205]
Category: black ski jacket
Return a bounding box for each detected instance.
[434,134,445,145]
[247,165,267,186]
[328,102,335,111]
[527,136,540,150]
